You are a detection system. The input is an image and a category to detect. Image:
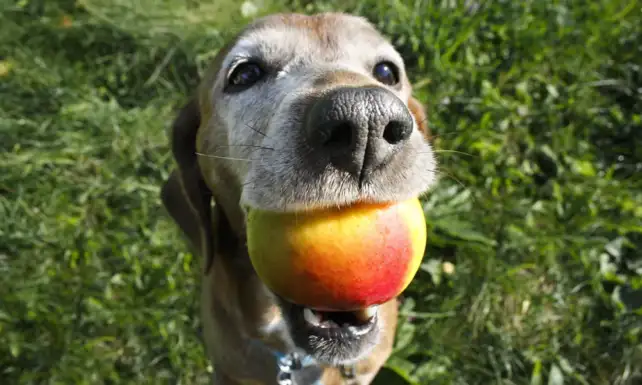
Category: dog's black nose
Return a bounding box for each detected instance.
[306,86,414,181]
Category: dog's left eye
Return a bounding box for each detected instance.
[226,62,265,91]
[373,62,399,86]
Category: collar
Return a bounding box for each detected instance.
[274,350,323,385]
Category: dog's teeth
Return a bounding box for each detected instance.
[365,305,379,318]
[303,308,321,326]
[356,305,379,322]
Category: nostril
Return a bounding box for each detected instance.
[383,120,411,145]
[322,121,354,149]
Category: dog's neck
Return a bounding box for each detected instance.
[208,203,290,341]
[206,200,361,385]
[205,204,337,384]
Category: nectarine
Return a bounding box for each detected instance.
[246,199,427,311]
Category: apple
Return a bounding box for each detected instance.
[246,198,427,311]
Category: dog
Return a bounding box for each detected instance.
[161,12,437,385]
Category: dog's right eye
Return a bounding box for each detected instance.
[226,62,265,91]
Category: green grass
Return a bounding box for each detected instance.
[1,0,641,384]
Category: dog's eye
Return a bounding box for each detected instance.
[372,62,399,86]
[227,62,265,90]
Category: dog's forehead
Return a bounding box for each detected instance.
[224,13,398,68]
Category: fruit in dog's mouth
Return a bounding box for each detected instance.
[246,198,427,311]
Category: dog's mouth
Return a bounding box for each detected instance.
[300,305,378,336]
[278,299,382,365]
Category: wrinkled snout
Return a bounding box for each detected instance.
[305,86,414,183]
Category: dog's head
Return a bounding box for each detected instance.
[164,12,437,366]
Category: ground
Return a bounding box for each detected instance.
[1,1,641,384]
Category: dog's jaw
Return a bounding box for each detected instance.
[276,298,384,366]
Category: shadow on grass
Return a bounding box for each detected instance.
[6,3,201,113]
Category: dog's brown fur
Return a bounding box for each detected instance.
[161,12,435,385]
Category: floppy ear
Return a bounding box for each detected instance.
[161,98,216,272]
[408,96,432,140]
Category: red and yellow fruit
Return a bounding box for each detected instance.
[246,198,427,311]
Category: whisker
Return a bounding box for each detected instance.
[195,152,254,162]
[436,167,481,206]
[426,131,466,140]
[245,122,268,137]
[432,149,476,157]
[212,144,275,150]
[425,167,469,190]
[241,168,279,188]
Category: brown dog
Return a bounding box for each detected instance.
[161,12,438,385]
